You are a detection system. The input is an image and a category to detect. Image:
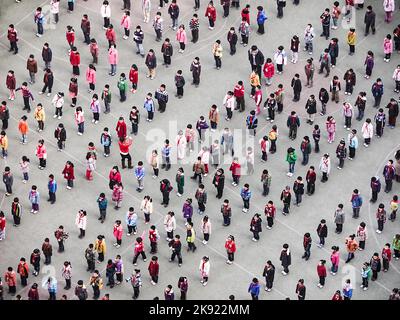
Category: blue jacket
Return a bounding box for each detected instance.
[29,190,40,204]
[371,83,384,97]
[144,99,155,112]
[126,212,138,226]
[351,194,362,208]
[97,197,108,210]
[161,145,171,157]
[100,133,112,147]
[240,188,252,200]
[342,286,353,298]
[48,180,57,193]
[134,166,145,180]
[257,11,267,24]
[248,282,260,296]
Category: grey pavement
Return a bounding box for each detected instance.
[0,0,399,300]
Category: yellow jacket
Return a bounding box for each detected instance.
[250,73,260,87]
[34,107,46,122]
[347,32,356,45]
[94,240,106,254]
[0,136,8,150]
[212,43,223,57]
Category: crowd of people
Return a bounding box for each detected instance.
[0,0,400,300]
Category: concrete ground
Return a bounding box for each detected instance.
[0,0,399,300]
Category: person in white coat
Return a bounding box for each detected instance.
[52,92,64,119]
[223,91,235,121]
[273,46,287,74]
[101,0,112,29]
[198,146,210,176]
[304,24,315,55]
[199,256,210,286]
[383,0,395,23]
[393,65,400,93]
[75,210,87,238]
[140,195,153,223]
[164,211,176,241]
[142,0,151,23]
[319,153,331,183]
[50,0,60,24]
[361,118,373,147]
[176,130,187,162]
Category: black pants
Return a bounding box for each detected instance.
[236,96,245,111]
[162,192,170,205]
[269,139,276,153]
[227,252,234,262]
[352,207,360,218]
[385,179,393,192]
[13,214,20,226]
[336,223,343,233]
[41,84,52,94]
[216,187,223,199]
[349,147,355,159]
[307,182,315,194]
[365,21,375,35]
[120,153,132,168]
[377,219,384,231]
[177,86,184,97]
[150,241,157,254]
[158,100,167,112]
[322,25,330,39]
[171,251,183,264]
[223,5,229,17]
[191,29,199,43]
[83,32,91,44]
[128,225,137,234]
[155,29,162,40]
[349,44,355,54]
[277,5,283,17]
[229,42,236,55]
[132,251,147,264]
[65,278,71,289]
[87,260,95,272]
[39,158,46,168]
[214,56,221,68]
[241,34,249,45]
[123,0,131,10]
[2,119,8,130]
[208,18,214,28]
[322,172,328,182]
[23,96,31,111]
[267,217,273,228]
[104,17,110,28]
[49,192,56,203]
[10,41,18,53]
[163,55,171,65]
[289,126,297,139]
[257,23,265,34]
[371,190,378,202]
[319,276,325,286]
[198,201,206,213]
[193,73,200,85]
[266,278,273,289]
[58,239,64,252]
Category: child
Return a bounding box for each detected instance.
[113,220,123,248]
[129,106,140,135]
[382,243,392,272]
[176,25,187,53]
[149,150,159,178]
[90,94,100,124]
[229,157,241,186]
[100,127,112,157]
[129,64,138,93]
[85,152,96,180]
[186,222,197,252]
[259,136,268,162]
[364,51,374,79]
[144,93,155,122]
[3,167,13,196]
[20,156,30,183]
[374,108,386,137]
[17,115,28,144]
[195,184,207,214]
[185,124,195,152]
[90,39,99,64]
[34,7,44,37]
[54,123,66,151]
[6,70,16,100]
[35,139,46,169]
[161,139,171,171]
[117,73,128,102]
[47,174,57,204]
[361,262,372,291]
[383,34,393,63]
[205,1,216,30]
[290,35,300,64]
[317,260,327,288]
[0,131,7,159]
[121,11,131,39]
[126,207,138,236]
[261,170,271,196]
[86,64,96,93]
[326,116,336,143]
[62,161,74,189]
[134,161,145,192]
[75,106,84,135]
[28,185,40,214]
[389,195,398,221]
[240,184,251,213]
[176,168,184,196]
[112,182,124,209]
[97,193,108,223]
[51,92,64,120]
[342,102,353,131]
[347,28,356,55]
[141,195,153,223]
[175,70,185,98]
[68,77,78,107]
[148,256,159,285]
[66,26,75,51]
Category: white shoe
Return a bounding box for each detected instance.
[203,281,208,286]
[177,193,182,197]
[92,119,95,123]
[151,280,156,285]
[203,173,208,177]
[53,114,57,118]
[252,238,258,242]
[363,287,368,291]
[376,229,381,234]
[202,240,207,245]
[77,132,83,136]
[94,120,99,124]
[58,116,62,120]
[281,271,287,276]
[115,245,121,248]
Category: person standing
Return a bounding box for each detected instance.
[212,40,223,70]
[364,5,376,36]
[343,69,356,95]
[89,271,103,300]
[189,14,200,43]
[2,167,13,197]
[320,8,331,40]
[291,74,302,102]
[4,267,17,296]
[306,166,316,195]
[280,244,291,275]
[190,57,201,87]
[334,204,345,234]
[199,256,210,286]
[343,279,353,300]
[345,234,359,263]
[94,235,106,263]
[376,204,386,234]
[169,235,182,266]
[145,50,157,80]
[293,176,304,206]
[302,233,312,261]
[286,147,297,177]
[330,246,340,275]
[356,222,368,250]
[361,118,373,147]
[178,277,188,300]
[287,111,300,140]
[81,14,91,45]
[248,278,260,300]
[133,26,145,58]
[276,0,286,18]
[61,261,72,290]
[205,1,217,30]
[155,84,168,112]
[317,260,327,288]
[383,160,395,193]
[262,261,275,292]
[316,220,328,248]
[319,153,331,182]
[336,139,347,170]
[280,186,292,216]
[350,189,362,218]
[41,238,52,265]
[225,235,236,265]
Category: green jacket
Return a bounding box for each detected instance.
[286,152,297,164]
[176,173,184,187]
[393,237,400,251]
[117,79,128,91]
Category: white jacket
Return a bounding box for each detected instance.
[50,0,60,14]
[223,95,235,110]
[164,215,176,232]
[140,199,153,214]
[319,157,331,174]
[361,122,373,139]
[101,4,111,18]
[199,260,210,276]
[52,94,64,109]
[198,149,210,164]
[75,213,87,230]
[383,0,395,12]
[274,50,287,65]
[393,68,400,81]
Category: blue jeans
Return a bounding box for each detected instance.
[37,23,43,35]
[289,163,295,173]
[331,264,338,273]
[110,64,117,75]
[78,122,84,134]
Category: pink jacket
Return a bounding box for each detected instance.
[108,47,118,65]
[383,0,395,12]
[36,145,47,159]
[75,111,84,124]
[330,252,339,267]
[121,15,131,30]
[383,39,393,54]
[176,29,187,44]
[86,68,96,84]
[113,224,123,240]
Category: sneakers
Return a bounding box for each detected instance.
[242,208,248,213]
[376,229,382,234]
[281,271,288,276]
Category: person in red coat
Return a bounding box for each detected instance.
[148,256,159,285]
[106,24,116,48]
[116,117,127,139]
[241,4,250,24]
[233,80,245,112]
[66,26,75,51]
[331,290,343,300]
[382,243,392,272]
[69,47,80,76]
[7,24,18,54]
[225,235,236,264]
[205,1,217,30]
[132,236,147,265]
[62,161,75,189]
[6,70,16,101]
[28,283,40,300]
[129,64,139,93]
[229,157,241,186]
[317,260,327,288]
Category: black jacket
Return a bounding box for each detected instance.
[248,50,265,67]
[250,218,262,233]
[262,265,275,282]
[305,99,317,114]
[42,47,52,62]
[280,249,291,267]
[227,31,238,45]
[291,78,302,93]
[316,224,328,238]
[161,43,173,57]
[54,128,66,141]
[364,11,376,25]
[319,90,329,104]
[145,54,157,68]
[213,174,225,190]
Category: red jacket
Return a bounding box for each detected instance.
[225,240,236,253]
[116,121,127,139]
[241,8,250,24]
[106,29,116,43]
[233,84,245,98]
[317,264,327,277]
[134,241,144,254]
[70,51,80,66]
[205,6,216,21]
[382,248,392,262]
[6,74,16,90]
[229,162,241,176]
[17,262,29,277]
[62,165,75,180]
[264,205,276,218]
[149,229,158,243]
[109,170,121,183]
[7,28,18,42]
[118,139,132,154]
[148,261,159,276]
[66,31,75,44]
[129,68,138,84]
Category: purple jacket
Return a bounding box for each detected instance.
[114,259,123,273]
[182,203,193,219]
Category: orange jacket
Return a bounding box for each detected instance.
[18,120,29,134]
